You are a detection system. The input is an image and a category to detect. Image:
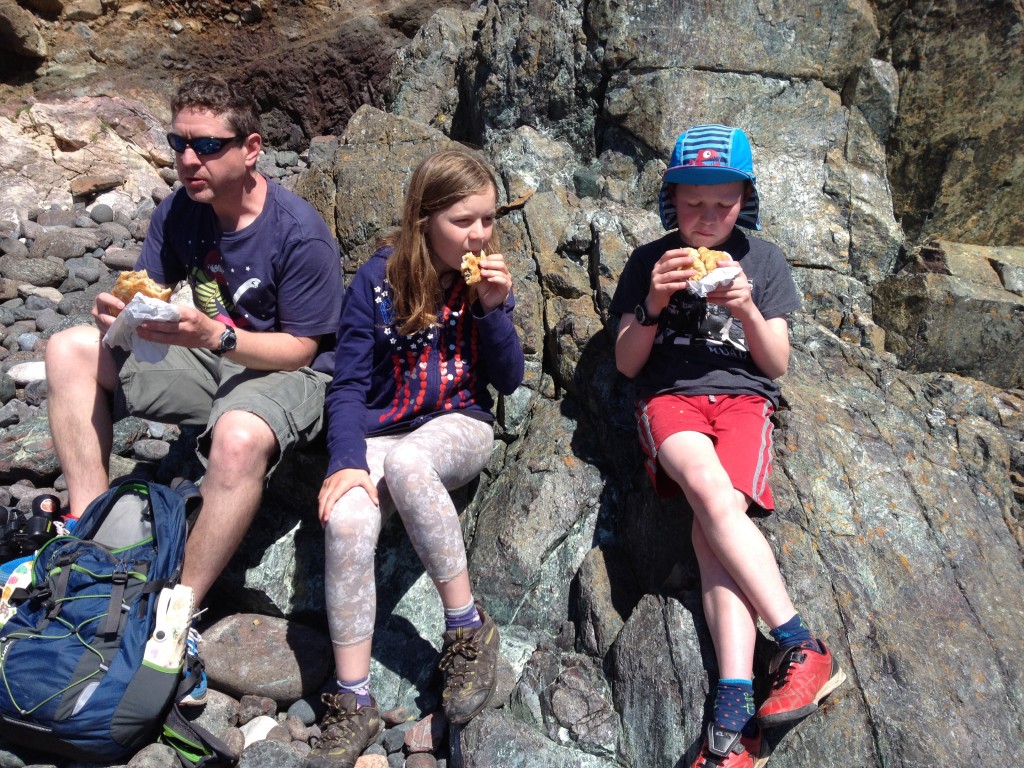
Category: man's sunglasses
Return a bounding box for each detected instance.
[166,133,244,156]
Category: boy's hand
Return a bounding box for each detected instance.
[646,248,698,313]
[706,257,755,317]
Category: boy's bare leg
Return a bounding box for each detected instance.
[691,518,758,679]
[660,431,797,629]
[45,326,121,517]
[182,409,277,607]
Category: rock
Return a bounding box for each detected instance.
[6,361,46,385]
[403,712,446,753]
[70,174,125,198]
[201,614,332,702]
[125,741,178,767]
[872,242,1024,388]
[237,737,303,767]
[238,694,277,725]
[239,715,279,747]
[0,254,68,288]
[0,0,48,58]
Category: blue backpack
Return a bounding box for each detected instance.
[0,479,198,762]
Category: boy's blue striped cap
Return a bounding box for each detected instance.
[658,124,761,231]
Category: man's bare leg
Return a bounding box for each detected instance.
[182,409,278,607]
[45,326,121,517]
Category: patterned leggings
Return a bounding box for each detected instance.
[324,413,495,646]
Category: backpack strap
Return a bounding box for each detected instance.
[161,702,238,767]
[98,568,129,636]
[170,478,203,535]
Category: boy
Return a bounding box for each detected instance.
[610,125,845,767]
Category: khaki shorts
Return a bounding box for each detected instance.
[113,346,330,474]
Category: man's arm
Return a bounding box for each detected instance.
[138,306,319,371]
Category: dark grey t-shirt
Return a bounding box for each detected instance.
[609,228,800,406]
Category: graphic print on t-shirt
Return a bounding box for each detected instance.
[658,289,749,359]
[190,247,258,329]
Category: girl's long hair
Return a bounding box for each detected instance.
[383,150,500,336]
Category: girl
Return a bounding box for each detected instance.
[308,150,525,768]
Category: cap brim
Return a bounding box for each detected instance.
[663,165,753,186]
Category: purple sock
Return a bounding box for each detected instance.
[444,600,482,631]
[334,676,373,708]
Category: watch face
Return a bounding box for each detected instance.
[220,327,237,351]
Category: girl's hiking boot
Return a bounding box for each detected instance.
[305,692,382,768]
[689,724,767,768]
[756,640,846,727]
[439,602,499,724]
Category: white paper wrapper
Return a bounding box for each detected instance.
[102,293,181,363]
[687,266,741,298]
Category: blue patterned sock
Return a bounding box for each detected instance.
[444,599,482,631]
[335,676,373,708]
[713,679,756,736]
[770,613,817,650]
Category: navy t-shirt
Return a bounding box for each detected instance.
[609,228,800,406]
[137,180,342,364]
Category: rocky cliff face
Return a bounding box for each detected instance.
[0,1,1022,767]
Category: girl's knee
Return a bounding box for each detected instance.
[325,498,382,545]
[382,442,430,479]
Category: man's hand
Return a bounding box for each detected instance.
[91,291,126,334]
[319,468,379,525]
[136,306,223,350]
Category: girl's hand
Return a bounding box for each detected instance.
[476,252,513,312]
[318,468,378,526]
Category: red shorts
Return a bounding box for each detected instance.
[636,393,776,515]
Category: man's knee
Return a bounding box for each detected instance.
[46,325,102,375]
[207,410,279,469]
[46,324,120,394]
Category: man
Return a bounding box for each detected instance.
[44,75,343,704]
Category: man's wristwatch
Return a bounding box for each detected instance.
[633,302,661,327]
[212,325,237,356]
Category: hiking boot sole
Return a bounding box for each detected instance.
[757,665,847,727]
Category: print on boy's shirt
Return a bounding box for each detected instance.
[373,281,480,425]
[190,247,260,329]
[657,290,749,357]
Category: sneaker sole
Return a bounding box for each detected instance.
[757,664,847,727]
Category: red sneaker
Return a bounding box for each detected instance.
[757,640,846,727]
[689,725,767,768]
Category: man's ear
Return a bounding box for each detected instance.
[243,133,262,168]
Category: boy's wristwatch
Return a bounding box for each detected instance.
[212,326,237,356]
[634,302,661,326]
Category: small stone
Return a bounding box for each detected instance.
[404,712,446,753]
[90,204,115,224]
[132,439,170,461]
[405,752,438,768]
[7,361,46,385]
